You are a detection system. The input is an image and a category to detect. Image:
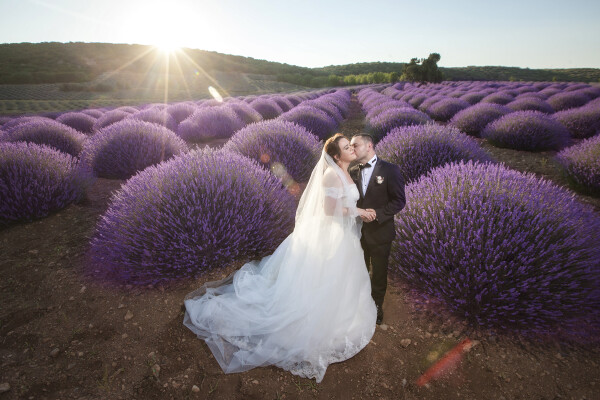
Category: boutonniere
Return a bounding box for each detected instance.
[376,176,384,184]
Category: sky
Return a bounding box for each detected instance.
[0,0,599,69]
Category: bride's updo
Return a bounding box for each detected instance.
[324,133,347,162]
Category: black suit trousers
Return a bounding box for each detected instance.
[361,237,391,308]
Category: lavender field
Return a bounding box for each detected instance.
[1,81,599,399]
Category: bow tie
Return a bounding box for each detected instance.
[358,162,372,170]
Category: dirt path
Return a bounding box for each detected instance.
[1,95,599,399]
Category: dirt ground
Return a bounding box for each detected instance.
[1,95,599,399]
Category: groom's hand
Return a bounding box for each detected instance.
[361,209,376,223]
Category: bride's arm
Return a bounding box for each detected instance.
[323,171,367,217]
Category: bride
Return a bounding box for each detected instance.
[183,133,377,383]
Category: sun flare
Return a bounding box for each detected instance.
[155,42,180,55]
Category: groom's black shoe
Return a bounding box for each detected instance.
[376,305,383,325]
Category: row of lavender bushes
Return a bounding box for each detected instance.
[0,89,348,226]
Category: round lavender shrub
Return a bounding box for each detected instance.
[271,97,294,112]
[481,92,514,105]
[303,100,344,124]
[367,107,432,140]
[482,111,571,151]
[365,100,411,120]
[225,102,263,125]
[224,120,321,183]
[1,116,54,132]
[278,105,337,140]
[460,92,487,105]
[0,142,90,226]
[418,95,447,112]
[88,148,296,285]
[285,95,302,106]
[166,103,197,124]
[81,120,188,179]
[93,110,130,131]
[556,135,600,195]
[128,108,178,132]
[1,119,86,157]
[548,91,591,111]
[553,105,600,139]
[177,107,244,142]
[56,112,97,134]
[376,124,492,183]
[81,109,104,118]
[116,106,139,114]
[426,98,471,122]
[250,98,284,120]
[507,97,554,113]
[449,103,513,137]
[391,161,600,337]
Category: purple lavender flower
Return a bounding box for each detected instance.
[552,104,600,139]
[93,110,130,131]
[391,160,600,337]
[449,103,513,137]
[128,108,178,132]
[556,135,600,194]
[278,105,338,140]
[480,92,515,105]
[224,120,321,183]
[166,103,197,124]
[225,101,263,125]
[426,98,471,122]
[506,97,554,113]
[56,112,97,134]
[87,148,296,285]
[0,142,91,226]
[482,110,571,151]
[271,96,295,112]
[376,124,493,183]
[250,98,284,120]
[80,119,188,179]
[81,109,104,118]
[1,119,87,157]
[547,91,591,111]
[459,92,487,105]
[367,107,432,140]
[177,107,245,142]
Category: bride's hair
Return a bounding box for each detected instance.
[324,133,347,162]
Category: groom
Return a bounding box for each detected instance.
[350,133,406,325]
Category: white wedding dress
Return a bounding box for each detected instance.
[183,151,377,383]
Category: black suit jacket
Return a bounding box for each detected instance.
[350,157,406,245]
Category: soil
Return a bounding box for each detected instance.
[1,94,599,400]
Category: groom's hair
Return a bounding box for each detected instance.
[352,133,374,146]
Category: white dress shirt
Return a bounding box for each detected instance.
[361,155,377,196]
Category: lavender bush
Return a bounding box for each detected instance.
[1,119,87,157]
[553,105,600,139]
[449,103,512,137]
[128,108,178,132]
[1,142,91,226]
[547,91,591,111]
[367,107,432,140]
[81,120,188,179]
[391,160,600,337]
[482,110,571,151]
[88,148,296,285]
[93,110,130,131]
[224,120,321,183]
[166,103,197,124]
[177,107,244,142]
[425,98,471,122]
[278,105,337,140]
[556,135,600,195]
[56,112,97,134]
[481,92,514,105]
[250,98,284,120]
[225,102,263,125]
[376,124,493,183]
[507,97,554,113]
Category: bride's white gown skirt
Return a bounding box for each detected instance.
[183,214,376,383]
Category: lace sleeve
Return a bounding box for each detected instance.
[323,187,343,199]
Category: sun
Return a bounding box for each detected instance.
[155,42,180,55]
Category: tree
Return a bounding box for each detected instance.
[401,53,443,83]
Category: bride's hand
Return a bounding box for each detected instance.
[358,208,376,222]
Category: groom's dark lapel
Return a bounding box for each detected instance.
[364,158,383,199]
[357,165,364,201]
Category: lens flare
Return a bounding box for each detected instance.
[208,86,223,102]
